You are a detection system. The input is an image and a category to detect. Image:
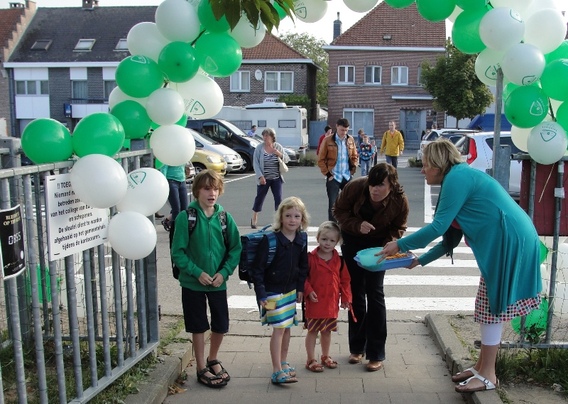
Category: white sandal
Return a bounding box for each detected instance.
[451,366,478,383]
[455,373,498,393]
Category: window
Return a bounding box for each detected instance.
[265,71,293,92]
[364,66,381,84]
[230,71,250,92]
[278,120,296,129]
[15,80,49,95]
[343,109,374,138]
[31,39,52,51]
[74,39,96,52]
[417,66,423,86]
[338,65,355,84]
[391,66,408,85]
[104,80,116,101]
[115,38,128,51]
[72,81,88,100]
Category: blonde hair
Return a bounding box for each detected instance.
[272,196,310,232]
[192,169,224,199]
[316,221,342,244]
[423,139,462,175]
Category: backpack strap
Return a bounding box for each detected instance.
[265,231,278,267]
[219,211,229,249]
[186,207,197,235]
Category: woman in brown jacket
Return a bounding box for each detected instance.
[333,163,409,372]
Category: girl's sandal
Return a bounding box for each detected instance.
[305,359,324,372]
[281,361,296,378]
[271,370,297,384]
[321,355,338,369]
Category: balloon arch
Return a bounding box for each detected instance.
[20,0,568,259]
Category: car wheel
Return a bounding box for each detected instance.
[193,163,206,173]
[238,153,252,172]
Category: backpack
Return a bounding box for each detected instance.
[239,227,307,288]
[170,207,228,280]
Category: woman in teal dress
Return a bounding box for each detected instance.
[380,139,542,394]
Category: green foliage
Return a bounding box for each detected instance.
[421,40,493,122]
[278,32,329,107]
[407,157,423,168]
[298,150,318,166]
[210,0,295,33]
[278,94,310,111]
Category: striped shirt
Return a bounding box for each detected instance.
[263,152,280,180]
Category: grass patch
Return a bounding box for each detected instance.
[408,157,423,168]
[298,151,317,166]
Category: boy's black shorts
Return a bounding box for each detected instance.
[182,288,229,334]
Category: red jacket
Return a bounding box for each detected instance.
[304,248,352,319]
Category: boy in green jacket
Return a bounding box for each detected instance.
[171,170,242,389]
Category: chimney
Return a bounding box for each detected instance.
[82,0,99,10]
[333,12,342,40]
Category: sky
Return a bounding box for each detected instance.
[0,0,369,43]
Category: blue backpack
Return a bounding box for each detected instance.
[239,227,307,287]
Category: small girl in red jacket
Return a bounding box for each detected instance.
[304,221,352,372]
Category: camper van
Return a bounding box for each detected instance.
[212,101,309,151]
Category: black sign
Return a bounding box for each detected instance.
[0,205,26,279]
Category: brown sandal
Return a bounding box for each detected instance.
[305,359,324,372]
[321,355,338,369]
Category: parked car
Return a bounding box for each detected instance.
[186,119,259,172]
[191,149,227,176]
[185,161,196,184]
[253,135,300,164]
[455,131,522,198]
[416,129,477,161]
[188,128,244,173]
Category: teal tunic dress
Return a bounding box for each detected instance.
[397,163,542,315]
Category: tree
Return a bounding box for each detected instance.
[210,0,295,33]
[279,32,329,107]
[421,41,493,125]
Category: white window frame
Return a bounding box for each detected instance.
[15,80,49,95]
[417,66,424,86]
[74,39,96,52]
[264,71,293,93]
[103,80,116,101]
[391,66,408,85]
[230,71,251,92]
[338,65,355,84]
[364,66,382,85]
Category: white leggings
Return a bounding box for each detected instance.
[480,322,504,346]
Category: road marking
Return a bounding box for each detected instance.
[227,295,475,311]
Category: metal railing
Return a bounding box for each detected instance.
[0,141,159,403]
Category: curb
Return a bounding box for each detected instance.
[425,314,503,404]
[124,338,193,404]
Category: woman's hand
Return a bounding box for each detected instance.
[360,221,375,235]
[408,257,420,269]
[378,240,400,260]
[259,176,266,185]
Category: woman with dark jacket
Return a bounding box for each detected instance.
[333,163,409,372]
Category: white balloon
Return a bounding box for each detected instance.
[479,8,525,51]
[293,0,328,23]
[146,88,185,126]
[343,0,379,13]
[510,125,531,152]
[155,0,200,42]
[126,22,170,62]
[116,168,169,216]
[108,87,147,110]
[490,0,532,15]
[70,154,128,209]
[524,8,567,54]
[474,48,504,87]
[149,125,196,166]
[527,121,568,165]
[229,15,266,49]
[522,0,565,20]
[169,75,224,119]
[500,43,545,86]
[108,212,157,260]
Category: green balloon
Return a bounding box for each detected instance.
[176,114,188,127]
[455,0,487,10]
[158,41,199,83]
[111,100,152,139]
[556,101,568,134]
[72,113,125,157]
[511,298,548,335]
[502,82,520,102]
[384,0,415,8]
[273,2,288,20]
[197,0,230,32]
[115,55,164,98]
[540,59,568,102]
[416,0,456,22]
[451,7,488,54]
[545,40,568,64]
[504,86,549,129]
[539,240,549,265]
[195,32,243,77]
[21,118,73,164]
